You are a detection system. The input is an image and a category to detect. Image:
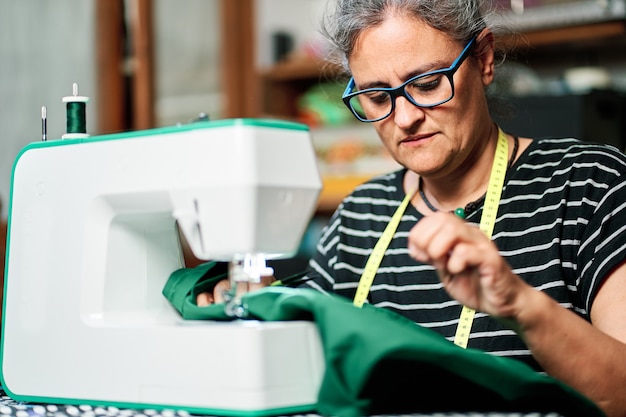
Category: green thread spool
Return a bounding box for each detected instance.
[62,82,89,140]
[66,101,86,134]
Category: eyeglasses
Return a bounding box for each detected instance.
[342,37,476,123]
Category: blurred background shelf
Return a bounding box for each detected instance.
[259,12,626,213]
[317,175,374,213]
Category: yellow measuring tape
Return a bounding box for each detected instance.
[353,187,416,308]
[453,128,508,348]
[353,128,509,349]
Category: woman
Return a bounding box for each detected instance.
[200,1,626,415]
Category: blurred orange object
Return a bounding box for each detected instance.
[324,138,365,164]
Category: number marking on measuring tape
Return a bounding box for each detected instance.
[453,128,508,348]
[454,306,477,348]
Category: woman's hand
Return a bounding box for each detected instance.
[407,211,530,321]
[409,212,626,417]
[196,275,276,307]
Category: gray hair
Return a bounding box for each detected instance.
[320,0,500,71]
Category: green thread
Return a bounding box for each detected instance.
[62,83,89,139]
[66,101,87,134]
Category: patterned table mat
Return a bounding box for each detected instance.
[0,387,564,417]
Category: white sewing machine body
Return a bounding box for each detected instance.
[1,119,325,416]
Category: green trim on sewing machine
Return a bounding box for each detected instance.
[0,118,312,415]
[17,117,309,152]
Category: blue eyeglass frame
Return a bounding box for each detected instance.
[342,36,477,122]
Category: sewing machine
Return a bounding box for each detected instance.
[1,118,325,416]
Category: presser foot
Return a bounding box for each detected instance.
[224,254,274,318]
[223,288,249,318]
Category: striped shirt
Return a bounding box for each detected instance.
[302,137,626,371]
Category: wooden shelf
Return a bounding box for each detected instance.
[261,55,343,81]
[258,19,626,215]
[503,20,626,49]
[262,21,626,81]
[259,56,345,119]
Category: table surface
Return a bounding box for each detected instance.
[0,387,567,417]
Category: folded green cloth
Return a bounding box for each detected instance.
[163,262,605,417]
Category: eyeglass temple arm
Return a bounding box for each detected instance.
[451,37,476,68]
[342,77,356,98]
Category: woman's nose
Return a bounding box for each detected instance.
[392,96,425,128]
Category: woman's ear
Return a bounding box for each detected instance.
[474,28,496,86]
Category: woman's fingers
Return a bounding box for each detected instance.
[196,291,215,307]
[409,212,476,266]
[196,275,275,306]
[213,279,232,304]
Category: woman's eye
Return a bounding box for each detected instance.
[365,91,390,105]
[410,75,442,92]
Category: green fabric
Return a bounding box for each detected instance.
[162,262,231,320]
[163,263,605,417]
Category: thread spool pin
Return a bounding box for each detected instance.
[62,82,89,140]
[41,106,47,142]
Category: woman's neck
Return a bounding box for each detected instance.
[405,127,519,214]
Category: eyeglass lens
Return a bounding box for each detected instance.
[347,73,453,122]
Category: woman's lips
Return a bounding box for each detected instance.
[400,133,435,145]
